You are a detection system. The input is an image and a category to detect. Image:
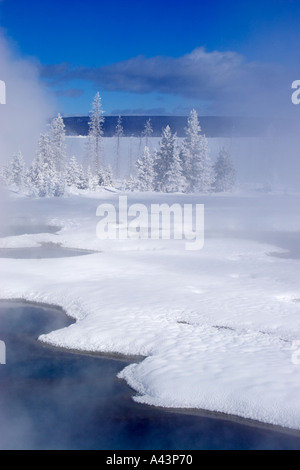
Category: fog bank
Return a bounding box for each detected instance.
[0,31,55,164]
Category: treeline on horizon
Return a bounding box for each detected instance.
[0,93,237,197]
[62,115,268,138]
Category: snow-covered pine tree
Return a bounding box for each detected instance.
[180,109,214,193]
[213,148,236,192]
[28,134,50,196]
[164,146,186,193]
[0,164,12,187]
[33,161,55,197]
[115,115,124,178]
[125,174,137,192]
[104,166,113,187]
[86,166,98,191]
[136,146,155,191]
[154,125,185,192]
[29,170,46,197]
[77,165,89,190]
[155,125,175,191]
[87,92,105,172]
[29,132,65,197]
[50,164,65,197]
[142,118,153,147]
[37,133,53,166]
[37,158,61,197]
[10,151,26,190]
[97,166,114,188]
[50,114,66,173]
[66,156,81,187]
[97,167,106,188]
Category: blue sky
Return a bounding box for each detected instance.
[1,0,299,116]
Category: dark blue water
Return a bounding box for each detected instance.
[0,301,299,450]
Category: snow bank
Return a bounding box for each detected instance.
[1,191,300,430]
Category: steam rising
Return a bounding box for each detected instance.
[0,30,55,164]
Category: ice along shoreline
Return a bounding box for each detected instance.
[1,297,300,443]
[2,192,300,436]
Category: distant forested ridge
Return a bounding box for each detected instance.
[62,115,269,138]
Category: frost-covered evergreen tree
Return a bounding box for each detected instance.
[86,166,98,190]
[29,160,53,197]
[136,146,155,191]
[50,114,66,172]
[44,160,65,197]
[155,125,176,190]
[66,156,81,187]
[48,162,65,197]
[28,132,65,197]
[37,133,53,166]
[11,151,26,190]
[104,166,113,187]
[164,147,186,193]
[142,118,153,147]
[155,126,185,192]
[115,115,124,177]
[0,164,12,186]
[180,109,214,193]
[28,169,46,197]
[98,166,113,187]
[77,165,89,190]
[28,134,50,196]
[213,148,236,192]
[125,174,137,192]
[87,92,105,172]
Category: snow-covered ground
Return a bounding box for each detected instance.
[1,189,300,431]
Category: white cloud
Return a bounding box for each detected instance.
[42,47,296,117]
